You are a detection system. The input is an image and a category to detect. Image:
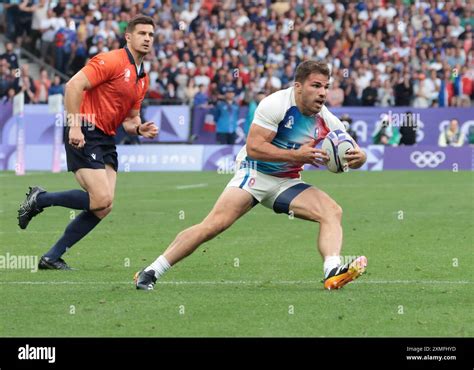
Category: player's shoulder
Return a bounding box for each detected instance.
[257,87,295,118]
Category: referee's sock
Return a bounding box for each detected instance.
[37,190,90,210]
[43,211,101,261]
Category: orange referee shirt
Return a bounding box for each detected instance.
[80,47,149,136]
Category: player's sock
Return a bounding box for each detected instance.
[145,255,171,280]
[36,190,90,210]
[43,211,101,261]
[324,255,341,278]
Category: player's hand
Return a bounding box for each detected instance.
[69,126,85,149]
[344,148,367,169]
[292,140,329,167]
[139,121,159,139]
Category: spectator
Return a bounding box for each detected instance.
[438,119,465,147]
[413,74,432,108]
[245,90,265,137]
[193,84,209,107]
[213,88,239,144]
[399,112,417,146]
[342,77,360,106]
[184,78,199,105]
[439,70,455,107]
[326,79,344,107]
[0,59,14,100]
[0,42,19,70]
[34,68,51,103]
[48,75,64,96]
[29,0,49,55]
[361,79,378,106]
[394,74,413,106]
[14,64,36,104]
[259,66,282,90]
[280,64,295,89]
[377,79,395,107]
[40,9,64,65]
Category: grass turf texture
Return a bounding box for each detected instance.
[0,170,472,337]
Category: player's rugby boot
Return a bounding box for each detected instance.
[134,269,157,290]
[38,256,73,270]
[18,186,46,229]
[324,256,368,290]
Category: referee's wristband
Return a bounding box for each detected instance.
[136,125,141,136]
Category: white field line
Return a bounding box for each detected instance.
[175,183,208,190]
[0,280,471,286]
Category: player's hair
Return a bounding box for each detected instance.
[295,60,330,83]
[126,15,155,33]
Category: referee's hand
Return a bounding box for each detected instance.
[139,121,159,139]
[69,126,85,148]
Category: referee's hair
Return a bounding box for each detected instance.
[295,60,330,83]
[126,15,156,33]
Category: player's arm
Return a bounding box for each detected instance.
[246,124,328,166]
[64,71,92,148]
[122,109,158,139]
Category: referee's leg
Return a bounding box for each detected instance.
[39,166,116,268]
[74,165,116,219]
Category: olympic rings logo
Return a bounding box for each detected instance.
[410,151,446,168]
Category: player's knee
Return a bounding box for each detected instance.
[318,200,343,223]
[91,193,113,211]
[93,203,113,219]
[326,202,343,222]
[201,219,229,238]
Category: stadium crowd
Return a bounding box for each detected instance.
[0,0,473,109]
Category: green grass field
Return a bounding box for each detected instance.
[0,170,472,337]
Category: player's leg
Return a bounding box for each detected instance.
[269,184,367,289]
[164,187,254,264]
[135,187,255,290]
[39,166,115,269]
[289,187,343,259]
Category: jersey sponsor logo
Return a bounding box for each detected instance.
[124,68,131,82]
[409,151,445,168]
[91,153,96,160]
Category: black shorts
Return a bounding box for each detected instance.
[65,125,118,172]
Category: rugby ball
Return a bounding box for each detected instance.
[321,130,355,173]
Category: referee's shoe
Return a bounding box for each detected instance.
[18,186,46,229]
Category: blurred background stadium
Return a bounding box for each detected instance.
[0,0,472,172]
[0,0,473,338]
